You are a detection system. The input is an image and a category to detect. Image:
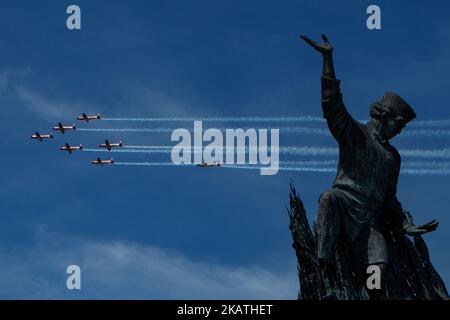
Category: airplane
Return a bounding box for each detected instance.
[99,139,123,151]
[197,161,221,167]
[91,158,114,165]
[77,113,101,122]
[53,122,76,134]
[60,143,83,154]
[30,132,53,142]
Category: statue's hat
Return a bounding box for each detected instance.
[380,92,416,123]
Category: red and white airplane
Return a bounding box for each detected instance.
[30,132,53,142]
[53,122,76,134]
[197,161,221,167]
[60,143,83,154]
[99,139,123,151]
[91,158,114,165]
[77,113,101,122]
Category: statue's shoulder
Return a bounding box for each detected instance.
[386,143,401,160]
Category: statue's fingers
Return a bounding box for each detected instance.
[418,220,435,228]
[300,35,317,47]
[427,222,439,230]
[424,220,438,228]
[321,34,330,43]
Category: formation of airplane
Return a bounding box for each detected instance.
[53,122,76,134]
[30,132,53,142]
[31,113,124,166]
[197,161,221,167]
[77,113,101,122]
[60,143,83,154]
[99,139,123,151]
[91,158,114,165]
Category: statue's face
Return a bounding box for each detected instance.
[380,112,406,140]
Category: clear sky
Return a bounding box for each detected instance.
[0,0,449,298]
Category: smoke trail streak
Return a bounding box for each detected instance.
[401,161,450,169]
[84,146,339,156]
[212,164,450,175]
[78,127,329,135]
[86,146,450,159]
[78,127,450,137]
[400,148,450,159]
[115,162,195,166]
[401,168,450,175]
[281,160,450,169]
[83,148,169,154]
[101,116,450,128]
[410,120,450,128]
[402,129,450,137]
[102,116,325,123]
[113,161,450,175]
[78,128,173,133]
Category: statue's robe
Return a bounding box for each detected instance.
[317,76,413,265]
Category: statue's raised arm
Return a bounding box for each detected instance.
[300,34,359,144]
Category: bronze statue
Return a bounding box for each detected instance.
[298,34,440,298]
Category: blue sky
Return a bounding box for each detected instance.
[0,0,449,299]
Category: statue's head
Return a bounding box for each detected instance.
[370,92,416,140]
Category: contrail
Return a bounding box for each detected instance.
[410,119,450,128]
[222,165,450,175]
[115,162,195,167]
[401,161,450,169]
[84,148,169,154]
[78,127,329,135]
[78,127,450,137]
[102,116,325,123]
[402,129,450,137]
[84,146,338,156]
[87,146,450,159]
[113,161,450,175]
[78,128,173,133]
[101,116,450,128]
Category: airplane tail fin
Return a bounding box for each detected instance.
[79,145,83,150]
[119,141,123,147]
[97,114,101,119]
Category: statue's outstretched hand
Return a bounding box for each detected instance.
[300,34,333,55]
[405,219,439,236]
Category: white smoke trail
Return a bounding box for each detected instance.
[102,116,325,123]
[400,168,450,175]
[84,146,338,156]
[217,165,450,175]
[78,128,173,133]
[115,162,195,167]
[113,161,450,175]
[78,127,450,138]
[87,146,450,159]
[78,127,329,135]
[401,161,450,169]
[101,116,450,128]
[410,119,450,128]
[83,148,169,154]
[400,148,450,159]
[402,129,450,137]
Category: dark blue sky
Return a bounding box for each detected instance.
[0,0,448,298]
